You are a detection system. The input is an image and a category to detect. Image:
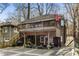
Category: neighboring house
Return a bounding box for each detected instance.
[0,22,19,47]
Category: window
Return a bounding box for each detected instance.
[49,20,55,26]
[26,24,30,28]
[44,21,49,27]
[4,27,8,33]
[44,20,55,27]
[14,28,18,33]
[22,24,26,28]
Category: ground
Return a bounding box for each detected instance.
[0,47,73,56]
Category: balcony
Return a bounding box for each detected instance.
[20,20,56,28]
[19,20,61,32]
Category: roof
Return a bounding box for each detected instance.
[21,14,63,24]
[0,22,17,27]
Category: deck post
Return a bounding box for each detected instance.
[9,26,11,46]
[2,29,5,48]
[35,32,37,46]
[47,32,50,49]
[44,36,46,45]
[23,33,26,47]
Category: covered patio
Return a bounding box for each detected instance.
[19,27,60,49]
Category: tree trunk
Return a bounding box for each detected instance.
[17,3,21,22]
[63,19,66,45]
[27,3,30,19]
[72,18,76,55]
[64,25,66,44]
[37,3,42,16]
[22,4,26,20]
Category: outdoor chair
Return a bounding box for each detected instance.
[32,45,37,48]
[37,45,44,49]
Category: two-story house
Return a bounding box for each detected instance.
[18,14,63,48]
[0,22,19,47]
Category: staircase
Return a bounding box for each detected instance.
[7,33,20,47]
[0,33,20,48]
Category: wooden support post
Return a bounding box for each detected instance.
[23,33,26,47]
[35,32,36,46]
[10,26,11,40]
[44,36,46,45]
[2,29,4,48]
[9,26,11,46]
[47,32,50,49]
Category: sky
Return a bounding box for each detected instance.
[0,4,16,22]
[0,3,66,22]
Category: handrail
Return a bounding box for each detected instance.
[66,40,73,47]
[6,34,19,46]
[9,33,20,46]
[0,33,20,48]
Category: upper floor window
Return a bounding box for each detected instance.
[49,20,55,26]
[25,22,43,28]
[4,27,8,33]
[26,24,30,28]
[44,20,55,27]
[22,24,26,28]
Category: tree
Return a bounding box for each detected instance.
[27,3,30,19]
[13,3,31,21]
[31,3,60,16]
[22,3,27,20]
[12,3,60,21]
[64,3,79,55]
[12,3,22,22]
[36,3,44,16]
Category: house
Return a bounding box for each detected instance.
[18,14,64,48]
[0,22,19,47]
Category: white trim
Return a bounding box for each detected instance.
[20,27,56,32]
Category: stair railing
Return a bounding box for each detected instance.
[9,33,20,46]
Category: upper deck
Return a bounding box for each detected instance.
[18,14,62,32]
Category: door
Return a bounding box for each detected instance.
[53,37,61,47]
